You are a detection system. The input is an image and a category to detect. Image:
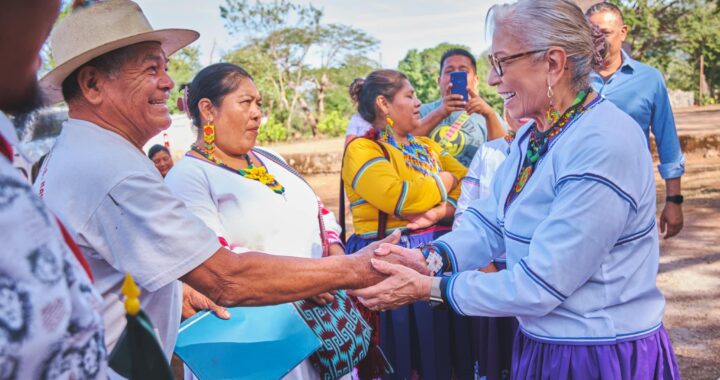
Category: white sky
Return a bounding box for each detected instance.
[135,0,502,68]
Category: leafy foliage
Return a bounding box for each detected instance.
[167,46,202,115]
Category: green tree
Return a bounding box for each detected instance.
[398,43,503,112]
[168,46,201,115]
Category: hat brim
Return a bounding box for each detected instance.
[40,28,199,105]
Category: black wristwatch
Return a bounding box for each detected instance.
[666,195,684,204]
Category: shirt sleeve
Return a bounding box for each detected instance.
[650,74,685,179]
[341,139,448,216]
[440,177,631,317]
[83,173,220,292]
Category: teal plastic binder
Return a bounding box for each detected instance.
[175,303,321,380]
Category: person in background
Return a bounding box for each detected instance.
[417,48,506,167]
[352,1,681,378]
[0,1,107,378]
[148,144,174,177]
[586,2,685,239]
[344,78,374,145]
[165,63,347,379]
[342,69,471,379]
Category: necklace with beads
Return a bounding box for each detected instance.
[505,89,594,208]
[190,144,285,194]
[380,123,440,176]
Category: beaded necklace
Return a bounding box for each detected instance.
[380,125,440,176]
[504,89,592,208]
[190,144,285,194]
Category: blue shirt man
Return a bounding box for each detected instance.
[587,3,685,238]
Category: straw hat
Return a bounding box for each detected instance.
[40,0,199,104]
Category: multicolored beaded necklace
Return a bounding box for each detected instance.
[190,144,285,194]
[380,121,440,176]
[504,89,592,208]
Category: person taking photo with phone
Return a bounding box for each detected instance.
[418,48,506,167]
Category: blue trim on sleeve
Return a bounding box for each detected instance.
[447,197,458,208]
[466,207,502,237]
[431,173,448,202]
[350,199,367,207]
[351,157,385,189]
[518,259,567,302]
[503,229,531,244]
[556,173,638,212]
[394,181,408,216]
[615,219,656,246]
[462,176,481,186]
[445,273,467,315]
[434,240,458,274]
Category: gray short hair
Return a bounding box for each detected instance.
[487,0,605,91]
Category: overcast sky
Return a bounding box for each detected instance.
[135,0,502,68]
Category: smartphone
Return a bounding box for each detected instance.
[450,71,468,101]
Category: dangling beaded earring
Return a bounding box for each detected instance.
[546,85,560,126]
[203,121,216,155]
[382,115,395,140]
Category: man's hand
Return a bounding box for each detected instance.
[659,202,683,239]
[373,243,428,274]
[182,282,230,320]
[349,259,431,311]
[349,230,403,288]
[440,92,466,118]
[465,88,494,117]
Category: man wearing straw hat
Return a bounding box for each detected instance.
[36,0,416,368]
[0,1,107,378]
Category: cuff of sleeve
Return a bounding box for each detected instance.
[447,197,458,208]
[658,154,686,179]
[440,274,464,315]
[431,173,448,202]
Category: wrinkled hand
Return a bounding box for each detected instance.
[659,202,683,239]
[182,283,230,320]
[309,290,336,306]
[373,243,428,275]
[350,230,403,288]
[350,259,431,311]
[465,88,493,117]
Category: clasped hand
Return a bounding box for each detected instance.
[349,237,433,312]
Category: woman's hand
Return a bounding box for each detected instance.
[350,259,432,311]
[405,208,441,230]
[309,290,337,306]
[182,282,231,320]
[439,171,457,191]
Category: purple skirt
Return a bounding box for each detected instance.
[511,325,681,379]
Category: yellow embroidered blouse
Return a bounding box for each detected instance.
[342,136,467,238]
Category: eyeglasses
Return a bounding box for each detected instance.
[488,49,547,77]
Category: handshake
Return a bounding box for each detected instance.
[347,230,435,311]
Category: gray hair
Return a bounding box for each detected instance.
[487,0,606,91]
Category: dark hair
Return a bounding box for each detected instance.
[350,70,408,123]
[585,2,624,23]
[186,63,253,127]
[148,144,170,160]
[348,78,365,103]
[440,48,477,74]
[61,42,149,103]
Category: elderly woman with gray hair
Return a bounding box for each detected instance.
[350,0,681,378]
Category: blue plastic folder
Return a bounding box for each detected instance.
[175,303,321,380]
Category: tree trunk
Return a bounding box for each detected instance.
[299,97,319,137]
[316,73,329,122]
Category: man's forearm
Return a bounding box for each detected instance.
[182,249,372,307]
[418,107,447,136]
[665,177,681,196]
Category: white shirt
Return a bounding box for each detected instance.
[0,114,107,379]
[34,119,220,362]
[165,148,342,380]
[345,113,373,137]
[454,137,510,228]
